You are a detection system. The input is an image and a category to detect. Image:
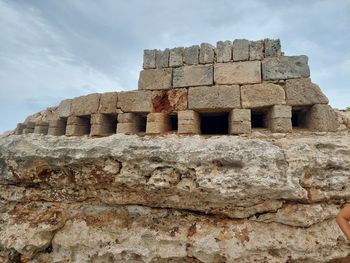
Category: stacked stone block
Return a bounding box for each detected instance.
[14,38,340,137]
[34,121,49,135]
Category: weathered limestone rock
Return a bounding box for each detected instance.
[146,112,171,134]
[98,92,118,114]
[47,119,66,136]
[241,83,286,108]
[264,38,281,57]
[117,91,152,112]
[249,40,264,60]
[216,40,232,62]
[173,64,213,88]
[177,110,200,134]
[232,39,250,61]
[285,78,329,106]
[199,43,215,64]
[262,56,310,80]
[155,49,169,68]
[152,88,188,113]
[138,68,172,90]
[1,134,350,262]
[34,121,49,135]
[169,47,184,67]
[65,116,90,136]
[71,94,101,116]
[143,49,156,69]
[183,45,199,65]
[188,85,240,110]
[308,104,340,131]
[58,99,72,118]
[214,61,261,85]
[229,109,251,134]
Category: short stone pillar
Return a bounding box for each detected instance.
[66,116,90,136]
[177,110,200,134]
[48,119,67,136]
[23,122,35,134]
[90,113,115,136]
[268,105,292,133]
[15,123,26,135]
[116,113,143,134]
[229,109,251,134]
[307,104,339,131]
[34,121,49,135]
[146,113,171,134]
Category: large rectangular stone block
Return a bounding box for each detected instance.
[173,65,213,88]
[98,92,118,114]
[90,124,114,136]
[155,49,169,68]
[188,85,240,111]
[138,68,172,90]
[152,89,188,113]
[169,47,184,67]
[249,40,264,60]
[241,83,286,108]
[184,45,199,65]
[214,61,261,85]
[285,78,329,106]
[178,110,200,134]
[117,113,139,123]
[229,109,251,122]
[34,122,49,135]
[229,121,251,134]
[15,123,26,135]
[216,40,232,62]
[199,43,214,64]
[48,119,66,136]
[307,104,339,132]
[117,91,152,112]
[268,118,292,133]
[58,99,72,118]
[23,122,35,134]
[262,56,310,80]
[143,50,156,69]
[116,122,138,134]
[66,116,90,136]
[232,39,249,61]
[146,113,171,134]
[269,105,292,119]
[71,94,101,116]
[264,39,281,57]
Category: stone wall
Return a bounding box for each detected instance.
[14,39,343,137]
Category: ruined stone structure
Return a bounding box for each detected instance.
[14,39,340,137]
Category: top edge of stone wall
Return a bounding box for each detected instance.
[143,38,282,69]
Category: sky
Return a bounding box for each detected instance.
[0,0,349,133]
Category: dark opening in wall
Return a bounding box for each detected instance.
[200,112,229,134]
[105,114,117,134]
[251,109,268,128]
[292,107,310,128]
[169,114,178,131]
[80,115,91,135]
[135,113,147,132]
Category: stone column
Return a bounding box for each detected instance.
[23,122,35,134]
[268,105,292,133]
[177,110,200,134]
[90,113,115,137]
[66,116,90,136]
[229,109,251,134]
[116,113,143,135]
[48,119,67,136]
[146,113,171,134]
[34,121,49,135]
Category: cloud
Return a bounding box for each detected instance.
[0,0,349,133]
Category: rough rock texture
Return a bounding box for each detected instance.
[1,132,350,262]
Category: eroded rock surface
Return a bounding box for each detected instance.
[1,132,350,262]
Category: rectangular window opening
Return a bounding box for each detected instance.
[80,115,91,135]
[135,113,147,133]
[200,112,229,135]
[292,107,310,129]
[105,114,117,135]
[251,109,268,129]
[170,114,178,131]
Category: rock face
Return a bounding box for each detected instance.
[1,132,350,262]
